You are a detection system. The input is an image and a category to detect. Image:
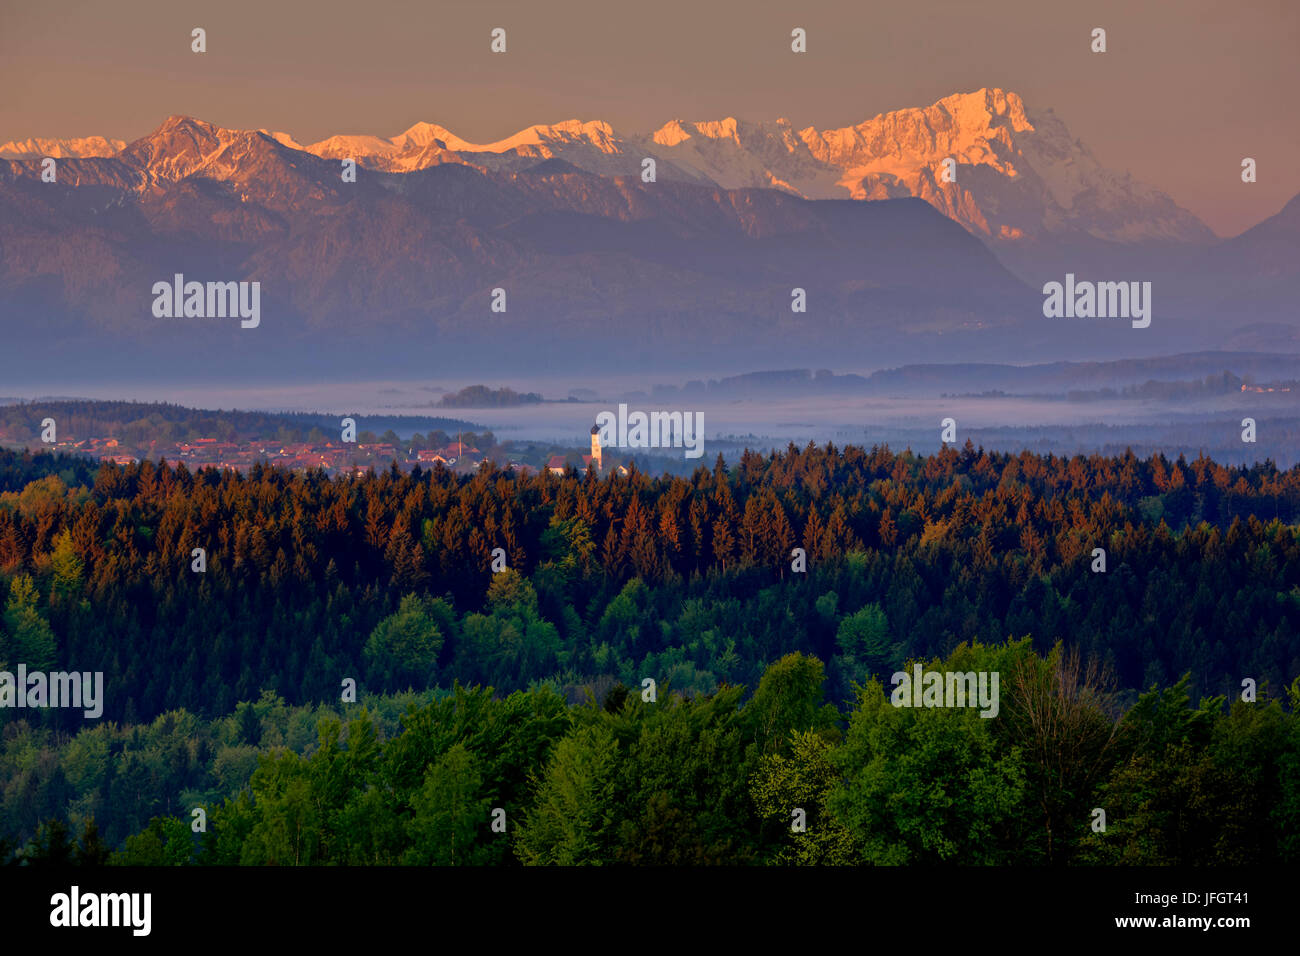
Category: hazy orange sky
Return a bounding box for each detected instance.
[1,0,1296,236]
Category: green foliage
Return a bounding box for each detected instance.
[514,723,621,865]
[0,439,1298,866]
[21,817,112,866]
[458,572,560,687]
[6,649,1297,867]
[751,730,856,865]
[0,441,1296,732]
[49,530,85,601]
[835,603,896,679]
[113,816,195,866]
[364,594,446,690]
[405,743,493,865]
[1,574,57,670]
[1079,677,1293,865]
[235,702,263,747]
[829,645,1031,865]
[746,652,839,756]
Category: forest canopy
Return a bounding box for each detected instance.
[0,441,1297,864]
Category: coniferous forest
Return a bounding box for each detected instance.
[1,442,1298,865]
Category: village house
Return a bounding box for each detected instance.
[435,441,480,459]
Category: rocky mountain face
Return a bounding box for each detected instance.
[296,89,1212,246]
[0,88,1216,246]
[0,91,1290,380]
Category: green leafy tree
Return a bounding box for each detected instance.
[612,686,759,865]
[835,603,895,678]
[364,594,446,690]
[1080,676,1292,865]
[24,818,75,866]
[998,641,1122,864]
[459,572,560,686]
[745,653,839,756]
[515,723,620,865]
[751,729,856,865]
[404,743,493,865]
[829,646,1029,865]
[74,818,112,866]
[112,816,195,866]
[1278,677,1300,862]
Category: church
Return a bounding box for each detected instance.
[546,424,630,477]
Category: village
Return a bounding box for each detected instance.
[29,423,632,480]
[39,434,502,478]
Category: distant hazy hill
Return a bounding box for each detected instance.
[641,352,1300,398]
[0,400,481,445]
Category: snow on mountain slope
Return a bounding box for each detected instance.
[636,116,844,197]
[305,119,656,177]
[296,89,1209,243]
[6,89,1212,244]
[796,88,1210,242]
[0,135,126,159]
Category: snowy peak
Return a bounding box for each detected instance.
[392,121,462,150]
[800,87,1035,172]
[652,119,692,148]
[650,115,785,149]
[306,132,404,160]
[0,135,126,159]
[784,86,1205,242]
[637,87,1207,242]
[305,118,627,172]
[691,117,741,142]
[258,129,305,151]
[117,116,283,183]
[13,90,1212,244]
[92,116,343,210]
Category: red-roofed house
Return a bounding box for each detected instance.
[437,442,480,458]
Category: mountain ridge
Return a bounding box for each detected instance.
[2,90,1296,381]
[2,88,1214,245]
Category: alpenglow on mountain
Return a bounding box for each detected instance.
[6,86,1280,382]
[304,88,1213,244]
[4,89,1210,245]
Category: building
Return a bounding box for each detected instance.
[581,422,629,476]
[436,441,480,459]
[580,423,604,474]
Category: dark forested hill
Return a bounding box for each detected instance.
[2,441,1298,865]
[0,440,1296,727]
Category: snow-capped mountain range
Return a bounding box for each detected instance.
[1,88,1212,245]
[6,86,1295,381]
[0,135,126,159]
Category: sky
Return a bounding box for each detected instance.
[1,0,1296,236]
